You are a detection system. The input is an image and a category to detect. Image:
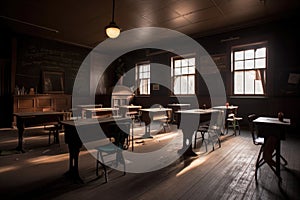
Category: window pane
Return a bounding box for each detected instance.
[174,68,181,75]
[145,72,150,78]
[174,77,180,94]
[256,48,266,58]
[255,58,265,69]
[188,76,195,94]
[188,66,195,74]
[181,76,187,94]
[140,79,148,94]
[245,60,254,69]
[235,51,244,60]
[182,59,188,67]
[175,60,181,67]
[245,50,254,59]
[255,80,264,94]
[245,70,255,94]
[234,71,244,94]
[235,61,244,70]
[182,67,188,75]
[189,58,195,66]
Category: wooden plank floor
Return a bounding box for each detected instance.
[0,124,299,200]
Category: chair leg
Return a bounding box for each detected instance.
[255,145,264,182]
[48,130,51,145]
[194,131,197,148]
[201,132,208,152]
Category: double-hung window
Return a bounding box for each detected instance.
[136,62,150,95]
[171,56,196,95]
[232,42,267,95]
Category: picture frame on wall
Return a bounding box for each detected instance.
[42,71,65,94]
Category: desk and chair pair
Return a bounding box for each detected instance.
[248,114,290,184]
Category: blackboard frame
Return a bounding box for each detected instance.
[42,71,65,94]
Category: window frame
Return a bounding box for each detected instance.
[135,61,151,96]
[231,41,268,96]
[171,55,196,96]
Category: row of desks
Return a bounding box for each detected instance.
[13,108,291,183]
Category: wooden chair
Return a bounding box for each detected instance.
[95,122,130,183]
[194,110,224,151]
[193,122,209,152]
[226,113,242,136]
[42,107,61,145]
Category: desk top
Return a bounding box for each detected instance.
[85,107,119,112]
[176,108,218,114]
[13,111,66,117]
[253,117,291,126]
[77,104,103,108]
[212,105,238,110]
[119,105,142,109]
[139,108,172,112]
[60,116,130,127]
[167,103,191,107]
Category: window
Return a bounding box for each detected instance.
[136,62,150,95]
[231,43,267,95]
[171,57,195,95]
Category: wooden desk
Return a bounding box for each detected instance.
[139,108,172,138]
[13,111,66,152]
[77,104,103,118]
[85,107,119,118]
[175,109,218,157]
[60,117,131,183]
[167,103,190,123]
[119,105,142,117]
[253,117,291,183]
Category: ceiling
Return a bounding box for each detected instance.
[1,0,299,49]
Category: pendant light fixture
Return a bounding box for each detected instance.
[105,0,120,39]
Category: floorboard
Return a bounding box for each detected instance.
[0,124,299,200]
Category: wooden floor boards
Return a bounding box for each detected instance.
[0,126,299,200]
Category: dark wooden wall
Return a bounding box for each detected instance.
[0,14,299,128]
[15,35,90,94]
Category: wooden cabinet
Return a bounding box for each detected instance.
[13,94,71,126]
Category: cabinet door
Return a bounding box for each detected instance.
[36,97,53,111]
[54,95,71,111]
[15,97,35,112]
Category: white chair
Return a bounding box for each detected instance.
[194,110,224,151]
[207,110,225,150]
[226,113,243,136]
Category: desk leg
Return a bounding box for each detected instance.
[16,124,25,153]
[142,124,153,138]
[276,141,282,184]
[65,145,83,184]
[178,129,198,158]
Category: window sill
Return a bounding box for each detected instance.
[229,95,269,99]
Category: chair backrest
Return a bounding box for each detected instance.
[228,113,235,118]
[247,114,258,144]
[209,110,225,135]
[108,122,130,150]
